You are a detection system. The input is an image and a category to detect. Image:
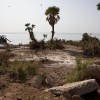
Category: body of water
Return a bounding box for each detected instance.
[0,32,100,45]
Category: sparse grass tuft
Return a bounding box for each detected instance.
[17,66,26,82]
[0,51,14,67]
[66,57,90,83]
[26,63,37,76]
[9,61,38,82]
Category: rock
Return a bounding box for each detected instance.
[94,60,100,65]
[87,65,100,80]
[16,94,22,100]
[45,75,55,87]
[17,96,22,100]
[27,75,43,88]
[45,79,99,96]
[72,95,84,100]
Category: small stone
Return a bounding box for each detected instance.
[17,96,22,100]
[27,75,44,88]
[72,95,84,100]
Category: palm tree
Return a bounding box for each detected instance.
[97,2,100,10]
[43,34,47,41]
[25,23,37,43]
[45,6,60,43]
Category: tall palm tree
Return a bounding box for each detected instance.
[25,23,37,43]
[97,2,100,10]
[45,6,60,43]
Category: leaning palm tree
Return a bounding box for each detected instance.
[45,6,60,43]
[97,2,100,10]
[25,23,37,43]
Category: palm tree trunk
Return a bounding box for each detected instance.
[51,25,55,43]
[29,32,37,43]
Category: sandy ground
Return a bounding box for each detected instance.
[0,45,100,100]
[9,45,77,68]
[0,45,82,100]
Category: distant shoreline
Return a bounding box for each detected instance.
[0,33,99,45]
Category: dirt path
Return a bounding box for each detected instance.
[10,46,76,68]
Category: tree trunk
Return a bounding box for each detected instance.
[29,32,37,43]
[51,25,55,44]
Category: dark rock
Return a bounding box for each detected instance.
[87,65,100,80]
[17,96,22,100]
[27,75,44,88]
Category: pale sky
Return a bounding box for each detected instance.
[0,0,100,33]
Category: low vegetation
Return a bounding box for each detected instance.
[10,61,39,82]
[0,51,14,67]
[82,33,100,57]
[46,39,65,50]
[0,54,39,82]
[66,57,91,83]
[0,35,99,99]
[61,33,100,57]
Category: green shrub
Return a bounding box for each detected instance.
[52,43,64,50]
[9,62,26,82]
[29,40,45,50]
[0,52,14,73]
[46,39,65,50]
[82,33,90,42]
[26,64,37,76]
[53,39,64,49]
[82,33,100,56]
[65,40,81,46]
[66,57,89,83]
[0,52,14,67]
[17,66,26,82]
[9,61,38,82]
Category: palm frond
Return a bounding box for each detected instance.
[97,2,100,10]
[32,24,35,28]
[57,15,60,19]
[25,23,30,27]
[45,6,60,15]
[46,17,49,21]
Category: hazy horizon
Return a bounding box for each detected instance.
[0,32,99,45]
[0,0,100,33]
[0,32,100,34]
